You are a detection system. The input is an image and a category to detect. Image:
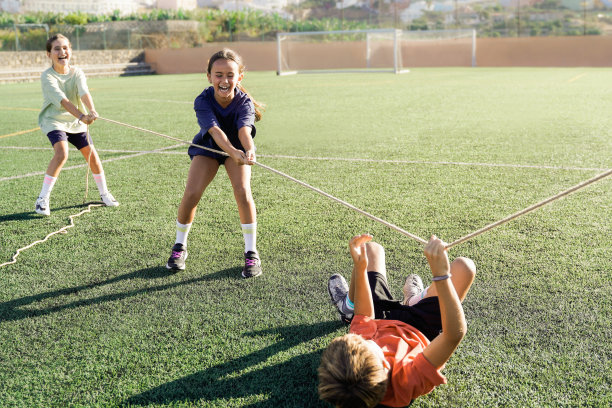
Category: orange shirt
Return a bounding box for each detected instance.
[350,315,447,407]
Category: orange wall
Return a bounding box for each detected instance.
[144,36,612,73]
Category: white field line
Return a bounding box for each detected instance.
[0,144,184,182]
[1,146,606,173]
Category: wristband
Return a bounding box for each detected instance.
[78,113,84,123]
[432,274,451,281]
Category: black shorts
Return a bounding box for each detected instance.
[188,133,243,165]
[368,271,442,341]
[47,130,90,150]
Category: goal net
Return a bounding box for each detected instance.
[276,29,407,75]
[276,28,476,75]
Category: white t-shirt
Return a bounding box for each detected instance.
[38,66,89,135]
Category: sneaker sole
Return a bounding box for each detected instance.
[35,208,50,216]
[166,252,187,271]
[241,269,262,279]
[327,274,348,304]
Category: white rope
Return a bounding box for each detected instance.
[445,168,612,248]
[0,204,103,268]
[97,117,611,249]
[98,117,428,245]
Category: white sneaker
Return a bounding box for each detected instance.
[35,196,50,216]
[100,192,119,207]
[402,274,424,306]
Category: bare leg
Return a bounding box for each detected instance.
[349,241,386,303]
[79,145,103,174]
[423,256,476,302]
[224,159,256,224]
[46,141,69,178]
[177,156,220,224]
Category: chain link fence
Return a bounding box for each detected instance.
[1,6,610,52]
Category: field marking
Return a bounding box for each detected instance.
[0,146,606,173]
[567,73,586,83]
[257,154,608,172]
[0,127,40,139]
[111,97,192,105]
[0,144,184,182]
[0,106,39,112]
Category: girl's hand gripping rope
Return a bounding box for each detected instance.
[349,234,373,272]
[424,235,451,278]
[245,149,256,165]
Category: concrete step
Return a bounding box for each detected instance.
[0,62,155,84]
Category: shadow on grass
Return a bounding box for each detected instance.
[0,265,244,323]
[0,202,103,223]
[122,320,341,408]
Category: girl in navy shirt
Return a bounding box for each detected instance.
[167,49,264,278]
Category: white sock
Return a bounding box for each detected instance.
[175,220,192,246]
[39,174,57,198]
[241,222,257,253]
[93,173,108,195]
[408,287,429,307]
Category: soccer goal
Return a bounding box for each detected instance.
[276,28,408,75]
[276,28,476,76]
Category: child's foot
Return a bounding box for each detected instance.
[242,251,262,278]
[35,196,50,216]
[100,192,119,207]
[166,243,187,271]
[402,274,424,306]
[328,274,353,324]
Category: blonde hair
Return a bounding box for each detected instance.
[318,333,389,408]
[206,48,264,122]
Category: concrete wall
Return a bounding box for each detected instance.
[0,49,145,71]
[144,36,612,74]
[1,35,610,75]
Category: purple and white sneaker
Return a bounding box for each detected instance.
[166,243,187,271]
[242,251,262,278]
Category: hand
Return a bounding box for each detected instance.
[81,114,95,125]
[89,110,99,119]
[424,235,450,278]
[229,149,248,165]
[349,234,372,271]
[244,149,256,165]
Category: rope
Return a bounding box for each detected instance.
[97,117,610,249]
[84,124,92,203]
[0,204,103,268]
[98,117,428,245]
[446,168,611,249]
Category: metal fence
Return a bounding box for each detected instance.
[1,9,609,52]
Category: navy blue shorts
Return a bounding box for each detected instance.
[47,130,90,150]
[368,271,442,341]
[188,133,243,165]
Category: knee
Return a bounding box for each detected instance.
[233,185,253,204]
[452,256,476,280]
[53,149,68,163]
[365,241,385,265]
[182,187,203,204]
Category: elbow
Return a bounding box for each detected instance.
[446,321,467,344]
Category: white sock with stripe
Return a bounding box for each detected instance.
[241,222,257,253]
[93,173,108,195]
[39,174,57,198]
[175,220,192,246]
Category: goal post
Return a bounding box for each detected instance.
[400,29,477,68]
[276,28,477,75]
[276,28,408,75]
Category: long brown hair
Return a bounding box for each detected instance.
[207,48,264,122]
[46,34,71,52]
